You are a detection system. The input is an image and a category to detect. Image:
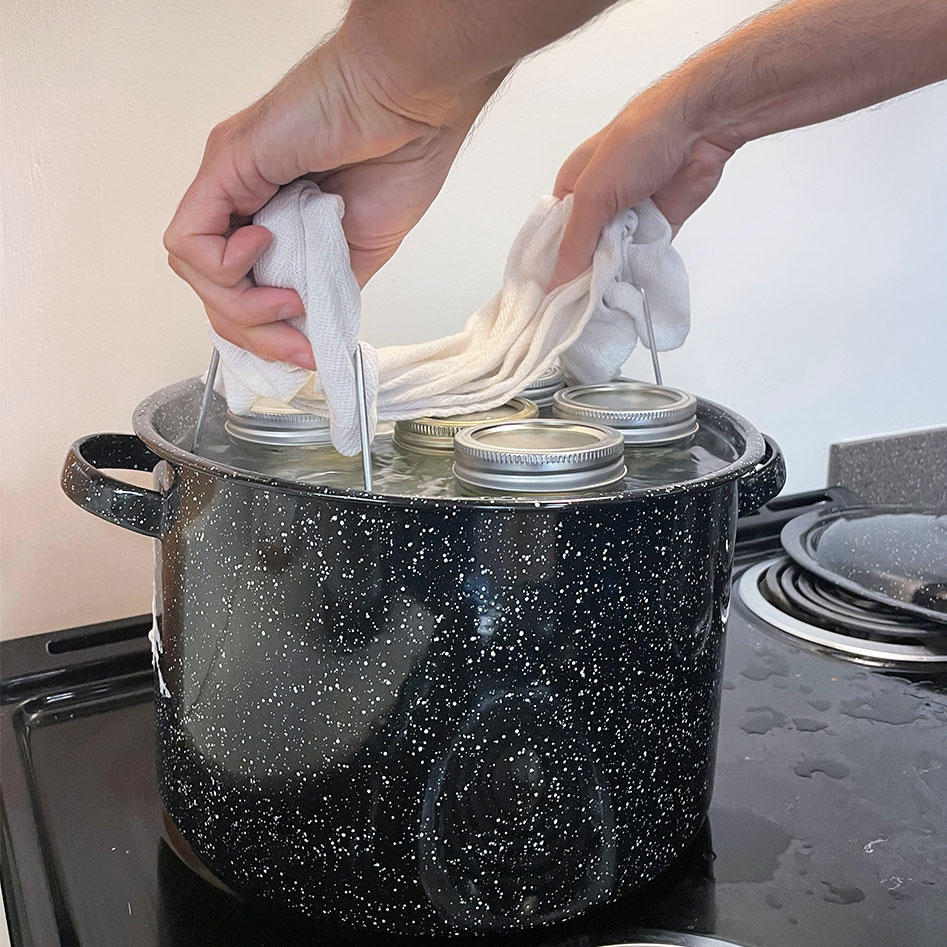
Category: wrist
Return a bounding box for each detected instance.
[334,11,504,130]
[626,75,743,168]
[668,61,754,155]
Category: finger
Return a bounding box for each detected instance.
[164,134,278,284]
[168,255,304,329]
[242,322,316,370]
[550,114,692,289]
[207,306,315,370]
[165,211,275,288]
[553,129,607,199]
[548,174,615,290]
[554,144,593,199]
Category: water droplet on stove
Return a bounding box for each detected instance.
[822,882,866,905]
[765,891,783,909]
[807,699,831,712]
[708,808,791,883]
[741,651,791,681]
[741,706,788,735]
[840,693,924,726]
[792,717,828,732]
[793,757,850,780]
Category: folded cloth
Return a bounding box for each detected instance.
[211,179,690,455]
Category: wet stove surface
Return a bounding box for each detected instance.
[2,547,946,946]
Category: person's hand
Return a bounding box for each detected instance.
[164,37,498,369]
[549,82,738,289]
[551,0,947,291]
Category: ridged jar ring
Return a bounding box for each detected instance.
[515,364,567,408]
[553,382,698,446]
[393,398,538,455]
[226,397,333,447]
[453,418,626,493]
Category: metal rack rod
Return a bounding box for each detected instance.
[635,283,663,387]
[353,343,373,492]
[192,348,220,453]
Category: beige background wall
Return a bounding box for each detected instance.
[2,0,946,639]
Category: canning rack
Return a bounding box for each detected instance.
[191,345,375,491]
[190,281,661,495]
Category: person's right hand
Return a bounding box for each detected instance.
[549,82,738,290]
[164,36,498,369]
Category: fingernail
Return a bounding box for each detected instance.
[290,348,315,371]
[278,305,304,321]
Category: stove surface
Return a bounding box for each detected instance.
[3,491,946,947]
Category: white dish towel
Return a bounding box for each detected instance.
[211,179,690,455]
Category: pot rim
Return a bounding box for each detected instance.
[133,377,767,511]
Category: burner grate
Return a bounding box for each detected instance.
[761,558,946,644]
[737,558,947,666]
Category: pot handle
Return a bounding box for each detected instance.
[738,435,786,517]
[61,433,170,539]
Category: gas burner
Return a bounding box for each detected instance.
[737,557,947,667]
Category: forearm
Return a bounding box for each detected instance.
[677,0,947,150]
[338,0,617,123]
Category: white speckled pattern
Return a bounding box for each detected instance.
[61,378,783,937]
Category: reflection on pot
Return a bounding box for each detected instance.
[156,819,716,947]
[419,689,617,929]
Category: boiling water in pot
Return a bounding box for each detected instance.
[191,412,740,499]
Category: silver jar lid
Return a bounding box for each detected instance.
[225,397,333,447]
[516,364,566,408]
[453,418,626,493]
[393,398,538,454]
[553,382,698,445]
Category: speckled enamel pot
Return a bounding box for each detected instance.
[62,377,784,938]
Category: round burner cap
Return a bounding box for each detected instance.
[553,382,698,445]
[225,398,332,447]
[393,398,538,454]
[453,418,626,493]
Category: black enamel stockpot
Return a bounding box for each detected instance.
[61,377,784,938]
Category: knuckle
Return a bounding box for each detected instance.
[204,121,231,155]
[206,309,239,345]
[219,263,250,290]
[247,339,280,363]
[224,290,266,329]
[228,307,258,329]
[553,171,574,198]
[556,241,580,264]
[572,177,606,212]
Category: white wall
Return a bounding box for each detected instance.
[2,0,946,639]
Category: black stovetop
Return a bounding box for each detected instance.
[3,490,946,947]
